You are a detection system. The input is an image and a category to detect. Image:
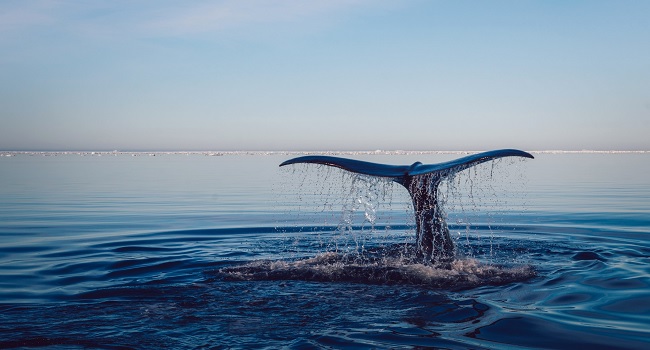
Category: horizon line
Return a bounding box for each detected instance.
[2,149,649,155]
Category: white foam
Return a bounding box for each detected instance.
[219,251,535,290]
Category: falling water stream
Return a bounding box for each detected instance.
[219,159,536,289]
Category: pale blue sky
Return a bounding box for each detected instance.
[1,0,648,151]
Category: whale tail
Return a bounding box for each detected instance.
[280,149,534,263]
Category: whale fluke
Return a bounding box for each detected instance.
[280,149,534,263]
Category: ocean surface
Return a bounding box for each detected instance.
[0,151,648,349]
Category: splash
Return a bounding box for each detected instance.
[275,164,407,257]
[276,150,533,263]
[218,249,535,290]
[441,158,531,262]
[222,157,535,289]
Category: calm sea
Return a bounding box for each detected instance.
[1,151,648,349]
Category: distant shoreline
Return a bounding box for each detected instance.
[1,150,648,157]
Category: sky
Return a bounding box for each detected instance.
[1,0,648,151]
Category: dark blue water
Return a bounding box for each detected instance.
[1,152,649,349]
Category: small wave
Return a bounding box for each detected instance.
[215,247,536,290]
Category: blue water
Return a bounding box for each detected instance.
[1,152,649,349]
